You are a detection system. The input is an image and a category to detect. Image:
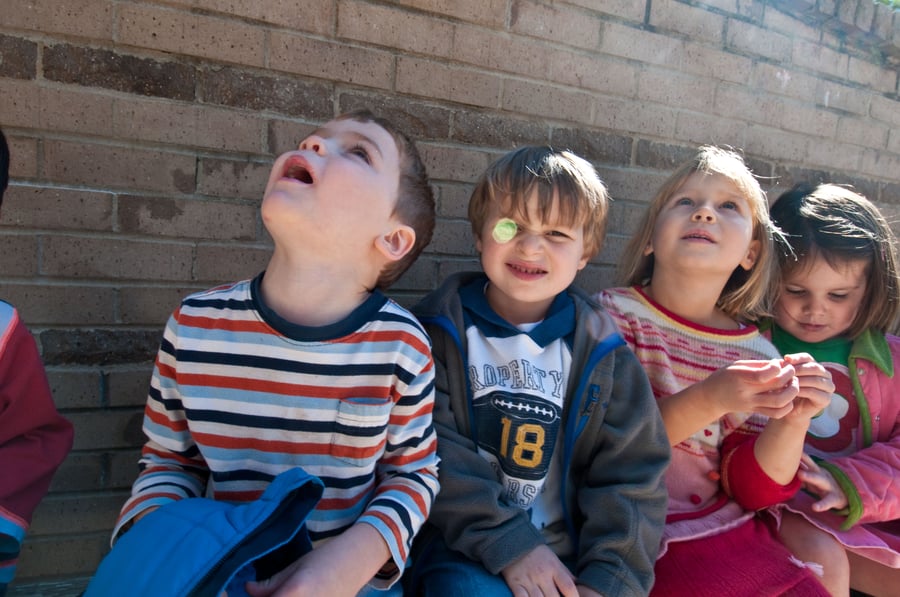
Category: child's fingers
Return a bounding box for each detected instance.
[792,361,830,378]
[730,363,797,395]
[793,363,834,387]
[555,573,579,597]
[798,389,833,416]
[753,401,796,420]
[782,352,814,366]
[811,492,848,513]
[797,377,835,397]
[784,356,835,407]
[793,363,833,409]
[801,453,820,472]
[798,468,832,495]
[798,453,815,471]
[757,376,799,406]
[730,359,789,383]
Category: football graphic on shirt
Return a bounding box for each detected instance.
[473,390,561,480]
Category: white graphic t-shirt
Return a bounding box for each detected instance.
[460,280,576,555]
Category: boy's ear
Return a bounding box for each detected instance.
[577,251,590,271]
[643,242,654,256]
[376,225,416,262]
[740,239,761,271]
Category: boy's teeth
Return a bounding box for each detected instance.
[512,263,541,274]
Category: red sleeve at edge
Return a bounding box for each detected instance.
[0,311,74,523]
[721,433,800,511]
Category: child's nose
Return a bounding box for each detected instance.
[299,135,327,155]
[691,205,715,222]
[517,231,543,253]
[803,298,825,315]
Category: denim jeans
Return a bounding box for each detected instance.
[404,535,513,597]
[358,581,403,597]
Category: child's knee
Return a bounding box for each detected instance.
[781,515,848,568]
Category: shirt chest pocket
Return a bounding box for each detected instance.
[329,397,394,466]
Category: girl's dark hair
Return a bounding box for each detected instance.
[770,183,900,336]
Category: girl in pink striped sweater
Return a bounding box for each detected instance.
[598,146,834,596]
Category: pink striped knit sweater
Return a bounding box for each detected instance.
[598,286,800,554]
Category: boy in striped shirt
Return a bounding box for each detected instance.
[113,111,439,597]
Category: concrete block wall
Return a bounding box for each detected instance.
[1,0,898,590]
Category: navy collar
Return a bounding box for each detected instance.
[459,275,575,348]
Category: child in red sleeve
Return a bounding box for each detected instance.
[0,128,74,595]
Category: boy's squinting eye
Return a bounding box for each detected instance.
[674,197,693,206]
[546,230,572,239]
[784,287,806,295]
[721,201,738,210]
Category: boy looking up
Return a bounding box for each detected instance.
[113,111,439,597]
[406,147,669,597]
[0,129,74,596]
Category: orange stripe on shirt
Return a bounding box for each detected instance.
[176,373,393,400]
[177,313,272,334]
[191,431,385,457]
[145,406,189,432]
[368,510,406,560]
[343,330,431,357]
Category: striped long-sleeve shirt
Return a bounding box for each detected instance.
[114,275,439,584]
[598,286,799,553]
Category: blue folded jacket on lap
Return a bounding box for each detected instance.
[84,468,323,597]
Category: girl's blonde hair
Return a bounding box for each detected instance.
[619,146,780,321]
[468,146,609,259]
[770,183,900,337]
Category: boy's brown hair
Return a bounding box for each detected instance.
[334,110,435,290]
[467,146,609,259]
[619,146,780,321]
[770,183,900,337]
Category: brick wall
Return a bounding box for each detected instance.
[1,0,899,590]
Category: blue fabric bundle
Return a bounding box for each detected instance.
[84,468,323,597]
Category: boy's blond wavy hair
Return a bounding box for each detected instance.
[468,146,610,260]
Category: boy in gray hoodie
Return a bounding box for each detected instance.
[406,146,669,597]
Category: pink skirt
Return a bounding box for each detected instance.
[651,517,829,597]
[773,492,900,568]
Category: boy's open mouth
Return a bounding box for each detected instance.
[508,262,547,275]
[283,156,314,184]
